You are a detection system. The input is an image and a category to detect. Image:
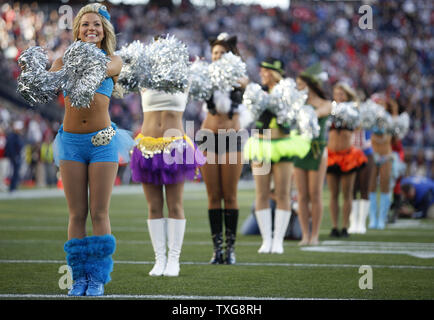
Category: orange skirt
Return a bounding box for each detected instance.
[327,147,367,175]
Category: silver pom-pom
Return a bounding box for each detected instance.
[188,57,213,101]
[17,46,64,106]
[391,112,410,139]
[242,83,269,121]
[329,101,360,130]
[140,35,190,94]
[62,41,110,108]
[359,99,393,134]
[269,78,308,128]
[208,52,247,93]
[113,40,146,98]
[296,104,320,140]
[243,78,311,134]
[359,99,379,130]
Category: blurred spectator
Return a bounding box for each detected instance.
[5,120,24,192]
[399,176,434,219]
[0,125,8,191]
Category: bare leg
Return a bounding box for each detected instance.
[294,167,311,245]
[308,153,328,245]
[165,183,185,219]
[143,183,164,219]
[359,154,374,200]
[60,160,88,240]
[272,162,292,211]
[252,162,272,210]
[220,152,243,210]
[341,172,356,229]
[327,173,340,229]
[379,160,392,194]
[88,162,118,236]
[200,153,223,209]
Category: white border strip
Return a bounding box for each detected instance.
[0,293,349,300]
[0,259,433,270]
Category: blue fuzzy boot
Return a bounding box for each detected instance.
[64,238,88,296]
[84,234,116,296]
[368,192,378,229]
[378,193,391,230]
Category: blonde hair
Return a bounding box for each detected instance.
[334,81,358,103]
[72,3,116,56]
[270,69,283,84]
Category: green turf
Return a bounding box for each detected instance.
[0,184,433,300]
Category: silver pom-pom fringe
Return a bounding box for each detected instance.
[139,35,190,94]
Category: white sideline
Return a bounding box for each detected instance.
[0,259,433,270]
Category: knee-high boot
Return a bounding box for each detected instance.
[271,209,291,254]
[224,209,238,264]
[368,192,378,229]
[208,209,224,264]
[64,238,88,296]
[163,218,186,277]
[84,234,116,296]
[357,199,370,234]
[147,218,167,276]
[348,200,359,234]
[378,193,391,230]
[255,208,272,253]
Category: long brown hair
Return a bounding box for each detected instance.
[298,74,327,100]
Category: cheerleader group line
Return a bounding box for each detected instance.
[17,4,409,297]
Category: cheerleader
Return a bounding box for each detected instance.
[326,83,367,237]
[197,33,247,264]
[243,57,311,253]
[129,37,205,276]
[348,85,374,234]
[293,64,332,245]
[367,95,407,229]
[48,4,132,296]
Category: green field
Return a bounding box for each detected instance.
[0,183,433,300]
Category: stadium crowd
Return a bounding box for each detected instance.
[0,0,432,193]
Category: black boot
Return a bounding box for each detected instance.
[209,209,224,264]
[224,209,238,265]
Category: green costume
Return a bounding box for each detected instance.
[294,116,329,171]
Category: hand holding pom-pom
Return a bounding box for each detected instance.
[17,46,65,106]
[62,41,110,108]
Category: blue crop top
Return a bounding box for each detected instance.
[63,49,114,99]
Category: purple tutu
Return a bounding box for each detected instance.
[130,135,206,185]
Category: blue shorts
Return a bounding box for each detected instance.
[53,122,135,166]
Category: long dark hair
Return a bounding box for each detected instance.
[298,74,327,100]
[209,35,241,57]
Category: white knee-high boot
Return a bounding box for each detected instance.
[271,209,291,254]
[348,200,359,234]
[255,208,272,253]
[163,218,186,277]
[357,199,370,234]
[147,218,167,276]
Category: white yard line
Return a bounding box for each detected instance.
[0,181,255,200]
